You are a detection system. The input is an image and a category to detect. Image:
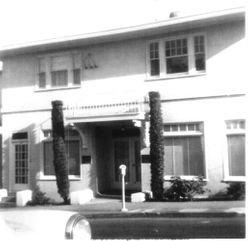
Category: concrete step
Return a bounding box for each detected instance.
[0,193,16,208]
[0,201,16,207]
[1,195,16,203]
[0,192,16,203]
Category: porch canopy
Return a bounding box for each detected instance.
[64,93,148,124]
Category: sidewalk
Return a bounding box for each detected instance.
[2,198,245,218]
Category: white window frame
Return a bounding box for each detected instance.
[163,122,207,181]
[39,129,82,180]
[146,33,206,80]
[223,119,246,182]
[35,51,83,91]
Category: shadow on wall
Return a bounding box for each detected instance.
[2,122,96,202]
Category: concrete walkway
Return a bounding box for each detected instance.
[1,198,245,218]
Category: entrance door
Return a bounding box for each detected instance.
[113,137,141,190]
[13,142,30,190]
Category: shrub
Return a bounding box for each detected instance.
[149,92,164,200]
[27,186,50,206]
[226,182,245,200]
[164,176,207,201]
[51,100,70,204]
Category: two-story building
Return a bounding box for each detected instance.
[0,7,246,201]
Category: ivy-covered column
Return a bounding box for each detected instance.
[51,100,70,204]
[149,91,164,200]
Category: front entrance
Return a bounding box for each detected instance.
[112,137,141,190]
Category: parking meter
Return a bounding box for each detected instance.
[119,164,128,212]
[119,164,126,176]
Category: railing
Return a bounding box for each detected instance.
[65,100,146,119]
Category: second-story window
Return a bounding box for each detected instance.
[194,35,206,71]
[51,70,68,87]
[149,42,160,76]
[36,52,82,90]
[38,72,46,88]
[165,38,188,74]
[148,33,206,78]
[73,68,81,85]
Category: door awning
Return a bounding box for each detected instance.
[65,100,147,123]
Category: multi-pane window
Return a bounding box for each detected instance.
[165,38,188,74]
[37,53,82,89]
[44,140,80,176]
[149,42,160,76]
[163,123,205,177]
[12,132,29,184]
[226,120,245,177]
[15,144,29,184]
[148,34,206,77]
[194,35,206,71]
[51,70,68,87]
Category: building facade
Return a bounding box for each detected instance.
[0,8,246,200]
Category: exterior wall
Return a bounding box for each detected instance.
[0,18,246,197]
[161,95,245,194]
[0,71,2,188]
[1,39,146,114]
[2,111,96,201]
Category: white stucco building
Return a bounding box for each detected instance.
[0,7,246,201]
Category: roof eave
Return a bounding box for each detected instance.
[0,7,245,58]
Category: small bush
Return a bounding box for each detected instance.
[164,176,208,201]
[226,182,245,200]
[27,186,51,206]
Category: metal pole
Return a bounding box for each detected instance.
[121,174,128,212]
[120,165,128,212]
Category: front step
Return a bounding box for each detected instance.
[0,201,16,208]
[1,195,16,203]
[0,193,16,208]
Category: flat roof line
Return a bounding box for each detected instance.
[0,6,245,55]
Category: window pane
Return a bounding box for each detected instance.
[164,137,205,176]
[228,135,245,176]
[239,121,245,129]
[171,125,178,131]
[166,56,188,74]
[164,125,171,132]
[38,72,46,88]
[194,36,205,71]
[179,124,186,131]
[44,142,55,175]
[15,144,29,184]
[188,124,195,131]
[150,59,160,76]
[188,137,205,176]
[12,132,28,140]
[73,69,81,85]
[65,140,80,175]
[51,70,68,87]
[166,38,187,57]
[195,53,205,71]
[44,140,80,176]
[150,42,160,76]
[173,138,187,175]
[164,138,174,175]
